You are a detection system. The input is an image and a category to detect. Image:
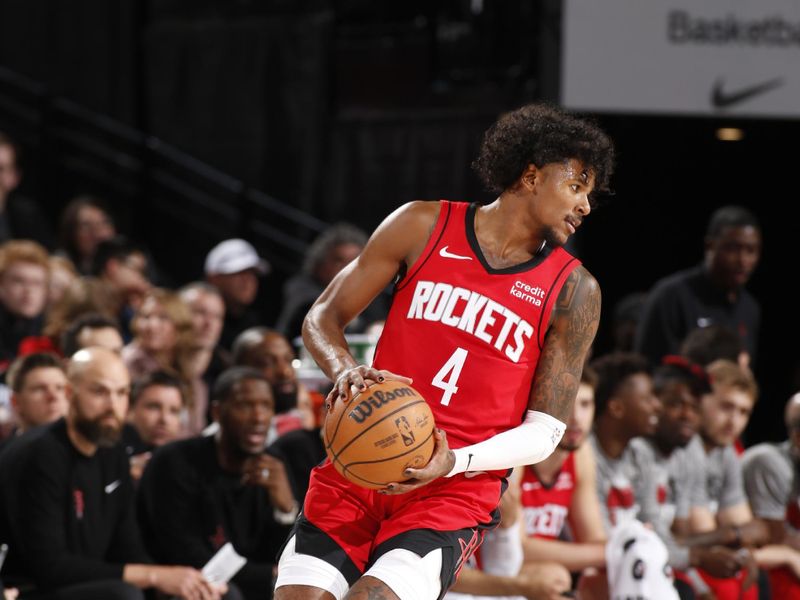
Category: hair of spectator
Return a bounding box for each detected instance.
[590,352,652,417]
[6,352,63,392]
[60,312,122,358]
[43,277,122,340]
[653,360,711,397]
[581,364,598,389]
[472,103,616,195]
[59,195,115,258]
[90,235,146,276]
[706,205,760,239]
[132,288,196,380]
[231,326,282,364]
[178,280,223,300]
[706,359,759,403]
[0,239,50,277]
[302,223,368,276]
[130,370,187,408]
[680,325,743,367]
[212,366,270,404]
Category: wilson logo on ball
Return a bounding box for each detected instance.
[347,386,417,424]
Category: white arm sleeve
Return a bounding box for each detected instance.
[446,410,566,477]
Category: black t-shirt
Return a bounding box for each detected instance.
[0,419,148,589]
[137,436,293,600]
[634,265,761,366]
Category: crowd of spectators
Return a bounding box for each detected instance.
[0,129,794,600]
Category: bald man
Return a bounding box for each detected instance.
[0,347,225,600]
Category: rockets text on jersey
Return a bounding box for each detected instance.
[520,453,577,540]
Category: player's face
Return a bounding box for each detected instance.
[619,373,661,437]
[219,378,275,455]
[654,381,700,450]
[530,159,595,248]
[70,356,130,447]
[700,384,753,448]
[0,261,48,318]
[14,366,69,429]
[706,225,761,290]
[128,384,183,447]
[560,382,595,451]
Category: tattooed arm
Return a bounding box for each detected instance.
[529,265,601,421]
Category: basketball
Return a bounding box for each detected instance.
[323,379,436,490]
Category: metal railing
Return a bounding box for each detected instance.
[0,65,328,279]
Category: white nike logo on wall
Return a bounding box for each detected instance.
[439,246,472,261]
[104,480,122,494]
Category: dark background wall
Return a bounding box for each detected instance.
[0,0,794,442]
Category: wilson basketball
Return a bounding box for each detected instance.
[324,380,435,490]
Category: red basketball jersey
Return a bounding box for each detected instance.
[372,200,580,450]
[520,453,577,540]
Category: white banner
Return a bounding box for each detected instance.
[561,0,800,118]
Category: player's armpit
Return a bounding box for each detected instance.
[528,266,601,422]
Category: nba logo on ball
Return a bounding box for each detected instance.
[324,380,436,489]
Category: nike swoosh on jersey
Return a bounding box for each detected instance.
[439,246,472,261]
[104,480,122,494]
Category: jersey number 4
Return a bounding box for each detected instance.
[432,347,468,406]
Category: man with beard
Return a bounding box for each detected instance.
[0,347,224,599]
[138,367,298,600]
[232,327,315,436]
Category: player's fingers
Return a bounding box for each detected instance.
[379,480,423,495]
[377,369,413,384]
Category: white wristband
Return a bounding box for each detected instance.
[446,410,566,477]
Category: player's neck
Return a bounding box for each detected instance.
[594,418,632,459]
[476,197,546,259]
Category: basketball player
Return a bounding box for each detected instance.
[275,104,615,600]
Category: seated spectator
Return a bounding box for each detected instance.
[232,327,314,437]
[589,352,661,530]
[0,240,49,371]
[0,347,224,599]
[0,132,53,248]
[742,393,800,598]
[47,255,78,308]
[684,359,766,599]
[124,370,185,482]
[610,292,648,353]
[178,281,230,389]
[518,367,606,590]
[5,353,68,439]
[58,195,116,275]
[275,223,387,341]
[138,367,297,600]
[204,239,269,351]
[122,289,204,434]
[61,312,124,357]
[91,236,153,337]
[40,277,121,355]
[632,357,753,596]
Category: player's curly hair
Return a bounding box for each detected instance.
[472,103,615,195]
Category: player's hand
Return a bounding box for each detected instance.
[515,562,572,600]
[693,546,746,579]
[380,428,454,495]
[326,366,412,408]
[242,454,296,513]
[737,548,758,590]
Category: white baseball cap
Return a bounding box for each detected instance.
[204,239,270,276]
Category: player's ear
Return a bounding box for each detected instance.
[520,164,539,191]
